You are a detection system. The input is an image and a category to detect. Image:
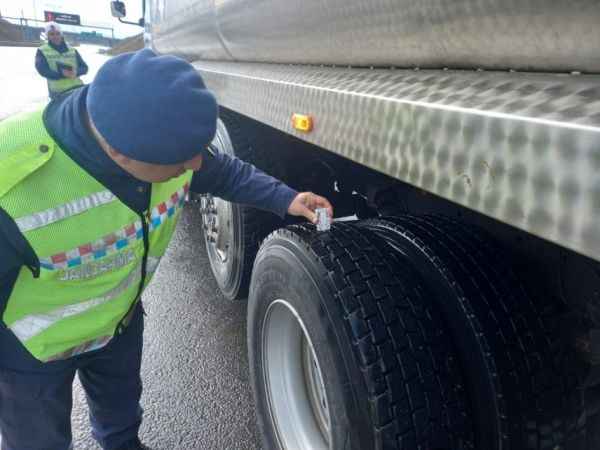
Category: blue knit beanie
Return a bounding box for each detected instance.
[87,48,217,164]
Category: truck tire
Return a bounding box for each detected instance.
[197,110,283,300]
[248,222,474,450]
[360,215,587,450]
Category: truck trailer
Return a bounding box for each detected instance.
[112,1,600,449]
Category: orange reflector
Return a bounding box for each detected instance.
[292,113,313,132]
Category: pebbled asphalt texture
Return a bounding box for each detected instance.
[72,205,262,450]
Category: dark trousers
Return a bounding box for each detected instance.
[0,304,144,450]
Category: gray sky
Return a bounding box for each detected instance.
[0,0,143,38]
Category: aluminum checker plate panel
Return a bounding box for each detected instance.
[195,61,600,262]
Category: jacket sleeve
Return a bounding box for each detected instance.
[35,49,63,80]
[75,51,89,76]
[190,151,298,218]
[0,208,32,312]
[0,234,23,283]
[0,208,39,279]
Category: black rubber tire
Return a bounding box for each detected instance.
[196,109,284,300]
[360,215,587,450]
[248,222,474,450]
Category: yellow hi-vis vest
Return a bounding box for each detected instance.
[39,42,84,96]
[0,109,192,362]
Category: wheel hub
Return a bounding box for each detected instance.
[200,195,232,264]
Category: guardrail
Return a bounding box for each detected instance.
[1,16,116,46]
[0,40,41,47]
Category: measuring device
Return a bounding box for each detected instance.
[315,208,331,232]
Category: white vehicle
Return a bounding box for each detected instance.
[112,2,600,449]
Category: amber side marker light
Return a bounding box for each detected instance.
[291,113,313,132]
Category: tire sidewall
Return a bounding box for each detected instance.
[248,236,373,450]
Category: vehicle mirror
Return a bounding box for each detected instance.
[110,1,127,18]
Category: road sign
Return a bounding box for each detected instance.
[44,11,81,26]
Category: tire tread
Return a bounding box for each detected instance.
[361,215,588,450]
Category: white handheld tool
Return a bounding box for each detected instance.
[315,208,331,232]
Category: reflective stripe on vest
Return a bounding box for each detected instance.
[10,256,161,343]
[0,109,193,362]
[47,335,113,361]
[15,190,116,232]
[39,43,83,94]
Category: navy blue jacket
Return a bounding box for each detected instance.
[0,86,297,319]
[35,40,89,80]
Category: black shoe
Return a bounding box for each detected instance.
[114,438,150,450]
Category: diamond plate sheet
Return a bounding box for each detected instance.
[150,0,600,73]
[194,61,600,262]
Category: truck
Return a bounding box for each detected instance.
[110,1,600,449]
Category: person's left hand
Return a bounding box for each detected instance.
[287,192,333,224]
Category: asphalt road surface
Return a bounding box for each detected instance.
[71,205,262,449]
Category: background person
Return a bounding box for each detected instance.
[35,21,88,99]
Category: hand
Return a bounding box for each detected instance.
[62,69,76,79]
[287,192,333,224]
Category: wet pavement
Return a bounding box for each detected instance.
[1,45,261,450]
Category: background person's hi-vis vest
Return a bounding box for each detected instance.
[39,42,84,96]
[0,109,192,362]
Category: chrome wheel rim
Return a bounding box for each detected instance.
[262,300,331,450]
[199,119,236,283]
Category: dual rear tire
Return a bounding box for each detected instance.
[248,217,586,450]
[249,223,473,450]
